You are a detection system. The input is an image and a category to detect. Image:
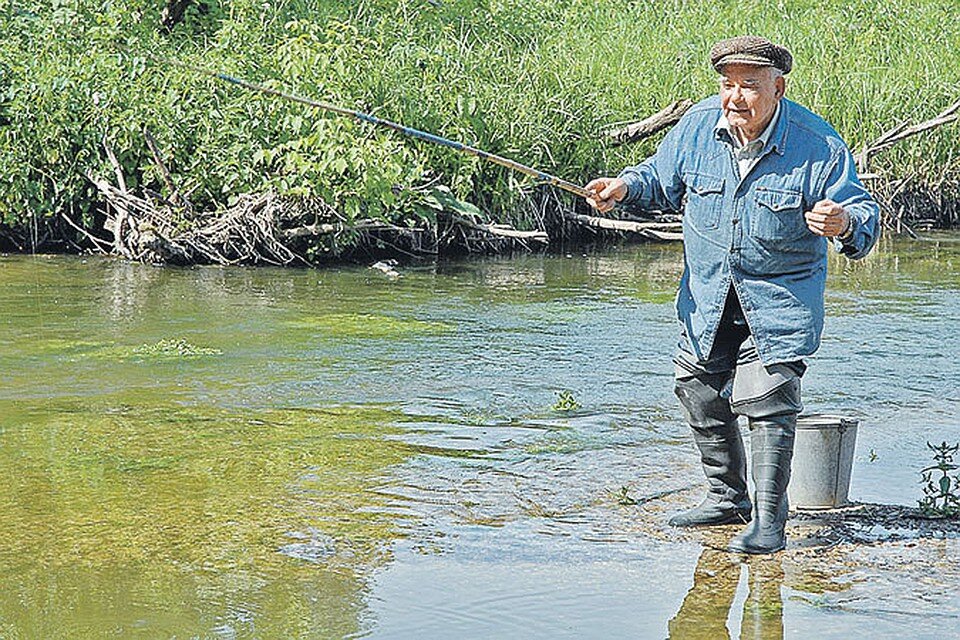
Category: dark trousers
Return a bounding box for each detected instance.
[674,289,804,422]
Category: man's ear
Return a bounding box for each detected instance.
[775,75,786,99]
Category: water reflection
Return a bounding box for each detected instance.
[669,548,784,640]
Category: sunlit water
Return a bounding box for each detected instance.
[1,235,958,638]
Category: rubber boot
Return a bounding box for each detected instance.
[670,374,752,527]
[669,423,752,526]
[728,414,796,554]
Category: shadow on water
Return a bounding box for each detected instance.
[1,234,959,637]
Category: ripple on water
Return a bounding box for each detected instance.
[2,240,960,638]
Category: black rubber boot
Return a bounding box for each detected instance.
[669,423,752,527]
[728,414,796,554]
[671,374,752,528]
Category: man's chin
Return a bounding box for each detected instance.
[726,113,750,127]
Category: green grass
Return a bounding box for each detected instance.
[1,0,958,251]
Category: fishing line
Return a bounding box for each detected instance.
[165,59,594,200]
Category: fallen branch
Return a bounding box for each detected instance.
[856,98,960,174]
[88,171,448,263]
[101,139,132,257]
[447,214,549,244]
[143,126,191,211]
[565,212,683,241]
[603,100,694,146]
[60,211,111,254]
[280,219,397,239]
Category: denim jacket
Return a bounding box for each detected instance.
[618,95,879,366]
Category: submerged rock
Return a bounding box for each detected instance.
[370,260,402,278]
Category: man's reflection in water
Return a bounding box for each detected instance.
[668,547,784,640]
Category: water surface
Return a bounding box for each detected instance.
[1,235,958,638]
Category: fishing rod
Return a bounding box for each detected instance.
[179,62,594,199]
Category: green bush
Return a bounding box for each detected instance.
[1,0,958,250]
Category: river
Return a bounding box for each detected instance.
[1,234,958,638]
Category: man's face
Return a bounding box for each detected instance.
[718,64,784,141]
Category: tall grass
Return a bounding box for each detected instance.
[1,0,958,250]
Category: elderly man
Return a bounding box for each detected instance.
[586,36,879,554]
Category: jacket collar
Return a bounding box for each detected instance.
[714,99,787,156]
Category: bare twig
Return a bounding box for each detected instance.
[143,126,190,211]
[102,138,126,193]
[59,210,111,253]
[447,214,549,243]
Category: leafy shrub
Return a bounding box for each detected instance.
[1,0,958,251]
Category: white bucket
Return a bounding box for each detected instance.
[787,414,859,510]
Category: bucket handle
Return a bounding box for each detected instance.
[837,418,857,435]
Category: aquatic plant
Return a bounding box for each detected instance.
[611,485,638,506]
[132,338,222,358]
[285,313,451,338]
[918,441,960,518]
[551,390,581,412]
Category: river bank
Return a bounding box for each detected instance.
[1,1,958,261]
[1,179,956,265]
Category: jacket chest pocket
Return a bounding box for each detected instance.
[683,172,725,230]
[750,186,808,242]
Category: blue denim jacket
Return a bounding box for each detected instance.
[618,95,879,366]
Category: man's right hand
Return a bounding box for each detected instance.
[584,177,628,213]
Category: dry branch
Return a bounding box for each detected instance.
[851,97,960,230]
[565,212,683,241]
[88,177,311,265]
[281,221,383,239]
[856,98,960,174]
[447,214,549,243]
[603,100,694,146]
[87,165,546,263]
[143,127,190,211]
[59,211,111,254]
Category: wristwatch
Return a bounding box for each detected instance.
[838,214,855,241]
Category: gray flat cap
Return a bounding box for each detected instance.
[710,35,793,74]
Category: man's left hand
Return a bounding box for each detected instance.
[804,199,850,237]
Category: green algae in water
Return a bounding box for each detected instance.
[80,339,223,362]
[132,338,222,358]
[30,338,106,355]
[285,313,453,338]
[0,400,413,638]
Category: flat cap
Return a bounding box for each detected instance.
[710,35,793,74]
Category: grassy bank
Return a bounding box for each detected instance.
[1,0,958,257]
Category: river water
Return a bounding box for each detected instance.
[1,235,958,638]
